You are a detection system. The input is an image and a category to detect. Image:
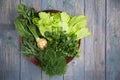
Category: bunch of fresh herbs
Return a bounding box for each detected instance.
[14,4,91,76]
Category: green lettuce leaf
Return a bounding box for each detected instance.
[67,15,91,40]
[75,28,91,40]
[33,12,91,40]
[60,12,70,22]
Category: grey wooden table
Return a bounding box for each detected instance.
[0,0,120,80]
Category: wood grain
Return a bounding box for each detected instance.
[84,0,105,80]
[106,0,120,80]
[0,29,20,80]
[20,55,42,80]
[0,0,19,25]
[21,0,42,12]
[1,0,120,80]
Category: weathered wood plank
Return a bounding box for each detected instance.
[21,55,42,80]
[41,0,56,10]
[20,0,42,80]
[0,24,15,30]
[0,29,20,80]
[0,0,19,25]
[63,0,85,80]
[41,0,63,11]
[62,0,76,15]
[41,0,64,80]
[21,0,42,12]
[84,0,105,80]
[106,0,120,80]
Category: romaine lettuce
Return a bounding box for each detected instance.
[32,12,91,40]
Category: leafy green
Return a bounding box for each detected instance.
[17,4,35,20]
[68,15,91,39]
[14,17,31,37]
[38,12,51,24]
[14,4,69,76]
[21,36,37,57]
[33,12,91,40]
[22,30,77,76]
[60,12,70,22]
[14,4,47,49]
[44,30,79,57]
[75,27,91,40]
[14,4,36,38]
[39,48,67,76]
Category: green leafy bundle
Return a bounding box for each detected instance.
[14,4,91,76]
